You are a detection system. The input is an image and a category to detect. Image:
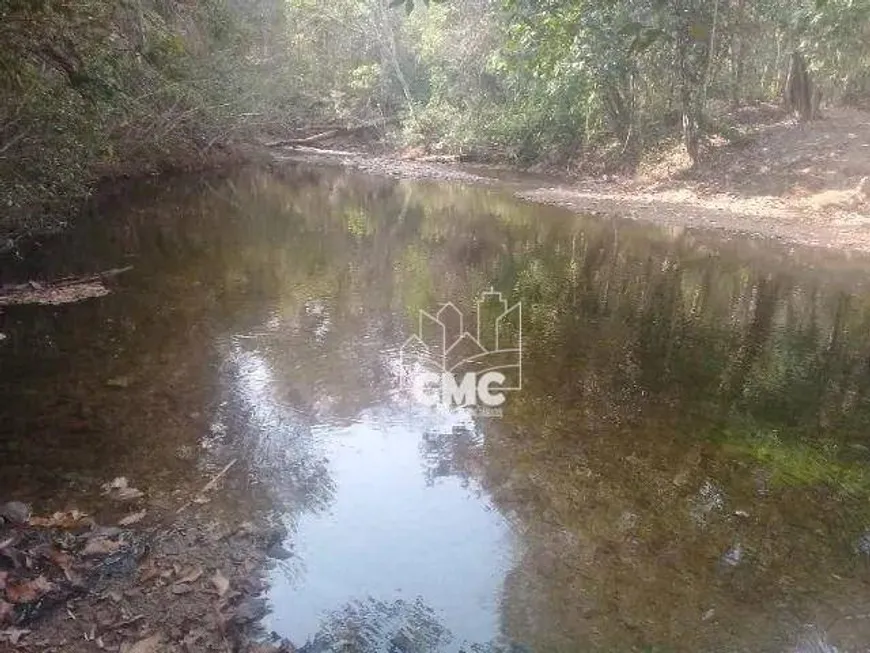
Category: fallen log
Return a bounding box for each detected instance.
[265,129,339,147]
[265,118,396,148]
[0,266,132,306]
[276,145,361,157]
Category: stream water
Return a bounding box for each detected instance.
[3,165,870,652]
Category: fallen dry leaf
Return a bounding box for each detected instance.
[1,627,30,645]
[176,565,203,585]
[211,571,230,597]
[0,571,8,591]
[118,510,147,526]
[138,561,161,584]
[171,583,193,595]
[82,537,122,557]
[102,477,145,501]
[106,477,129,491]
[44,547,73,571]
[28,510,90,529]
[5,575,53,604]
[123,633,162,653]
[63,566,85,587]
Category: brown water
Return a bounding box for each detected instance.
[3,165,870,652]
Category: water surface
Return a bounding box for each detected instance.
[3,166,870,652]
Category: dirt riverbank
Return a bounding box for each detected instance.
[1,474,293,652]
[274,107,870,255]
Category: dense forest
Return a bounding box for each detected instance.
[1,0,869,237]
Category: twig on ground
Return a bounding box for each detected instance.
[176,459,238,514]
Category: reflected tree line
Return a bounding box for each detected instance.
[210,167,870,651]
[4,166,870,650]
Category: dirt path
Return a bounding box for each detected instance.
[275,107,870,254]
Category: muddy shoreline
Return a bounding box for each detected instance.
[1,482,294,652]
[7,108,870,265]
[272,148,870,259]
[269,148,870,286]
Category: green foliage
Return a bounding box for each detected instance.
[372,0,870,160]
[0,0,305,239]
[2,0,870,238]
[723,428,870,496]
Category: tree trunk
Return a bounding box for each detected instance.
[784,52,820,121]
[730,0,746,107]
[374,0,415,121]
[700,0,720,110]
[676,17,701,164]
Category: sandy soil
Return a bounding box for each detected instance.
[275,107,870,254]
[526,107,870,252]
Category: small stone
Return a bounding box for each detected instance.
[123,633,162,653]
[0,501,30,525]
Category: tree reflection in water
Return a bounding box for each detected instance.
[298,596,531,653]
[5,166,870,651]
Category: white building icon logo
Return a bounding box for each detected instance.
[400,289,522,411]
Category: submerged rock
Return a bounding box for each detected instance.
[232,598,269,625]
[719,543,744,569]
[266,543,293,560]
[854,530,870,556]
